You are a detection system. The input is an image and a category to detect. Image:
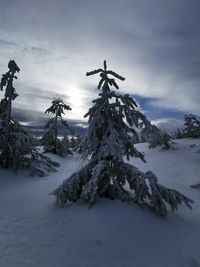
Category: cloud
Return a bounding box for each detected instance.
[11,106,87,137]
[0,0,200,127]
[0,39,19,47]
[152,118,185,135]
[6,82,95,124]
[11,107,46,125]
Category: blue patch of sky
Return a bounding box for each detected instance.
[132,95,186,121]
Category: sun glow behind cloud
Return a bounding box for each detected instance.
[65,85,91,121]
[0,0,200,129]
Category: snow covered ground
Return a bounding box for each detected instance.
[0,138,200,267]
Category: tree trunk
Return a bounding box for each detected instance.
[54,114,58,152]
[4,73,14,147]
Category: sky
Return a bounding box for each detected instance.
[0,0,200,132]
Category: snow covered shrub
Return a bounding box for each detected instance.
[183,114,200,138]
[173,128,184,139]
[68,135,83,152]
[52,61,193,216]
[41,98,72,156]
[140,124,171,149]
[62,134,71,149]
[0,60,59,176]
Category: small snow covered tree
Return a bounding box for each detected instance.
[173,128,183,139]
[74,135,84,153]
[140,124,171,149]
[68,135,83,152]
[0,60,59,176]
[183,114,200,138]
[62,134,71,149]
[51,61,193,216]
[41,98,72,156]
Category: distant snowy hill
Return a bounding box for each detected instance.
[0,138,200,267]
[22,122,87,138]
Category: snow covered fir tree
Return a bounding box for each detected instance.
[183,114,200,138]
[140,124,171,149]
[52,61,193,216]
[69,135,83,152]
[0,60,59,176]
[41,98,72,156]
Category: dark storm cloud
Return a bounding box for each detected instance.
[12,106,87,137]
[0,0,200,125]
[12,107,45,124]
[110,0,200,82]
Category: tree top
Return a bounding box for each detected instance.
[86,60,125,91]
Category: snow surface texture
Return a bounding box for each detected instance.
[0,139,200,267]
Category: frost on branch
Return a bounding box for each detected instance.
[51,61,193,216]
[53,160,192,216]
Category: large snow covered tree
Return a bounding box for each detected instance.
[52,61,193,216]
[183,114,200,138]
[0,60,59,176]
[41,98,72,156]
